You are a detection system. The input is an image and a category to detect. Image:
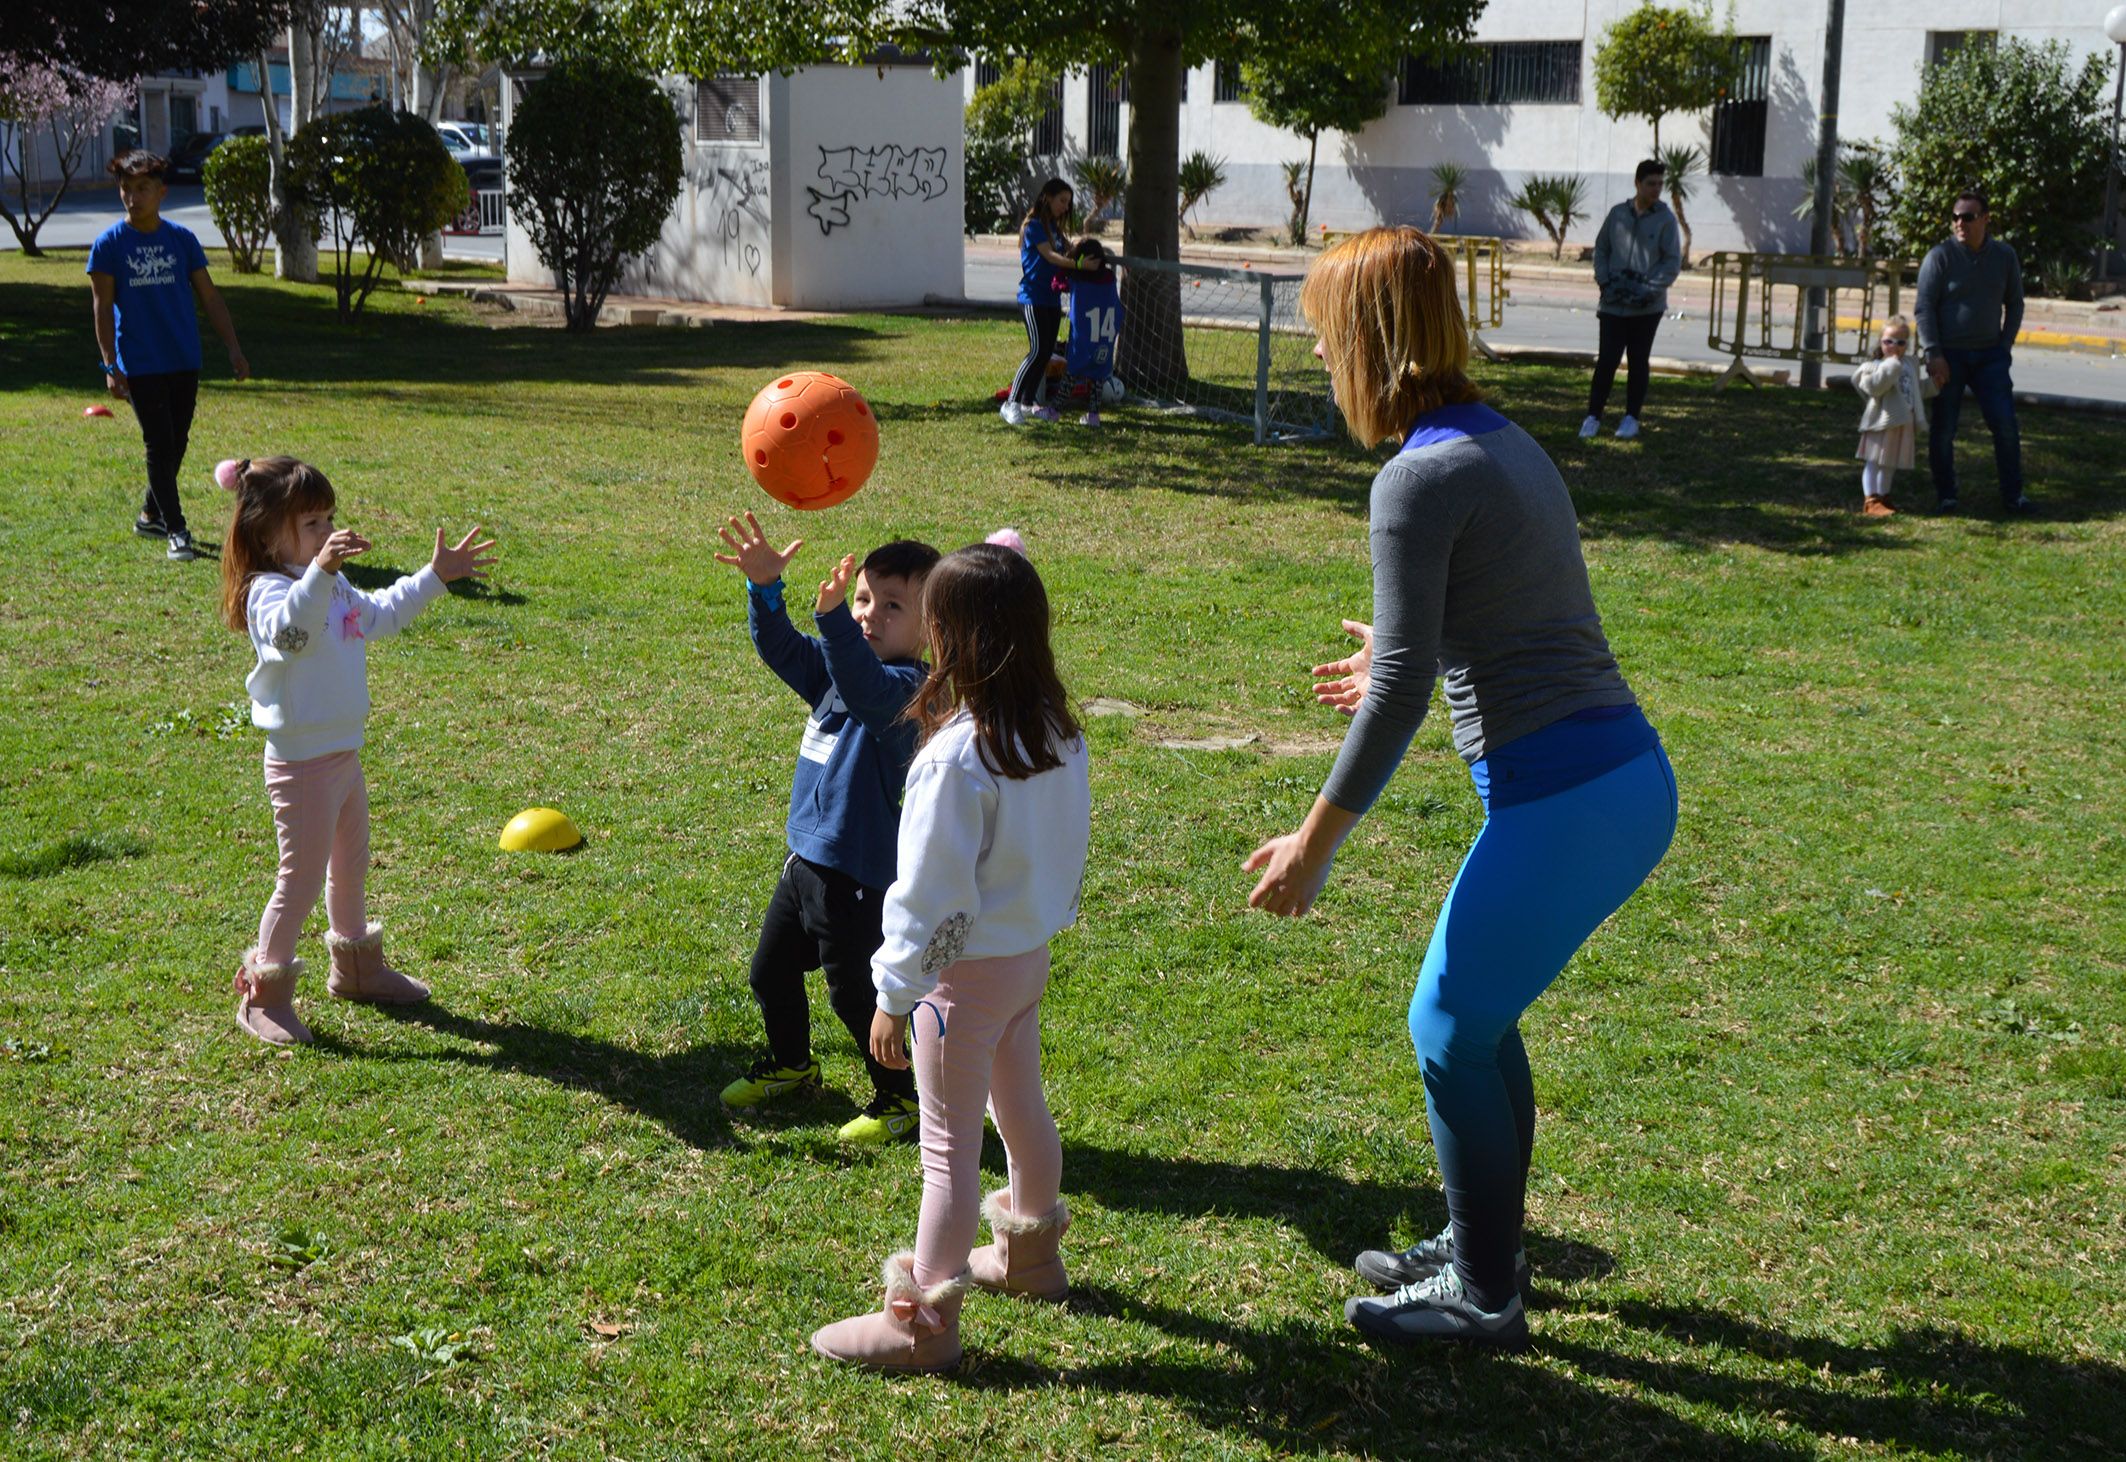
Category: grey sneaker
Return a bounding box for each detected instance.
[1354,1224,1530,1293]
[1345,1264,1529,1349]
[165,530,198,562]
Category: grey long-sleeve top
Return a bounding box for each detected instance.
[1915,237,2023,357]
[1591,199,1682,317]
[1317,411,1638,816]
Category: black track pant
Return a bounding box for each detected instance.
[1587,313,1661,421]
[128,370,200,534]
[748,852,915,1103]
[1011,304,1063,406]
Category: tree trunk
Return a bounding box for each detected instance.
[1299,130,1318,245]
[1117,26,1185,389]
[1670,190,1693,269]
[413,54,444,269]
[260,43,318,283]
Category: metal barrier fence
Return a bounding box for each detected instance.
[1705,252,1917,388]
[446,188,508,237]
[1443,235,1510,357]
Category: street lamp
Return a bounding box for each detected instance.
[2101,6,2126,285]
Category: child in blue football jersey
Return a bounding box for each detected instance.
[1060,238,1121,428]
[86,149,250,561]
[713,512,941,1145]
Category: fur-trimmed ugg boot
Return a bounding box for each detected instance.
[325,922,429,1004]
[809,1251,965,1373]
[968,1190,1070,1302]
[234,952,313,1046]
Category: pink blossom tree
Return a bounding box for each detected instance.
[0,56,137,255]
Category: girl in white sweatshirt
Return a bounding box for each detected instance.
[1852,315,1938,517]
[810,538,1092,1374]
[216,456,494,1045]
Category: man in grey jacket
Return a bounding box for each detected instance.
[1916,190,2033,514]
[1581,159,1683,441]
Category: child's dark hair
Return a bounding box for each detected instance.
[220,457,336,631]
[1022,177,1073,234]
[108,150,170,181]
[862,539,941,584]
[1070,237,1108,270]
[905,543,1080,779]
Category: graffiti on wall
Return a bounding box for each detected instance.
[690,154,770,277]
[804,143,950,235]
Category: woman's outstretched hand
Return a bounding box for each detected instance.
[1312,619,1374,716]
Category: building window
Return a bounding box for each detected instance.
[1708,36,1770,177]
[975,59,999,90]
[1399,42,1580,106]
[1087,63,1122,157]
[694,73,761,145]
[975,60,1063,155]
[1214,61,1248,104]
[1927,31,1995,68]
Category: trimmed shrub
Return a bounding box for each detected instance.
[202,134,272,274]
[288,106,467,320]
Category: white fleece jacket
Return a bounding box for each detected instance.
[1853,355,1938,433]
[245,561,446,760]
[872,712,1092,1017]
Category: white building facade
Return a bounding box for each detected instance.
[977,2,2124,253]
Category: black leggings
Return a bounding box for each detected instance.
[128,370,200,533]
[747,852,915,1103]
[1011,304,1062,406]
[1587,313,1661,420]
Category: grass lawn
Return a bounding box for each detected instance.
[2,249,2123,1459]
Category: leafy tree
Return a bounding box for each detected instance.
[289,105,467,320]
[965,59,1062,234]
[504,59,682,331]
[203,134,275,274]
[1591,1,1736,154]
[1240,45,1397,248]
[0,2,288,82]
[1888,37,2111,295]
[0,58,134,255]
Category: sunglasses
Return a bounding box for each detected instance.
[1882,337,1908,347]
[1952,211,1983,222]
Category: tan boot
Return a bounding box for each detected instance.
[325,922,429,1004]
[810,1251,965,1373]
[968,1190,1070,1302]
[234,952,313,1046]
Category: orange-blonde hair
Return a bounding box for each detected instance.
[1298,225,1482,447]
[219,457,336,631]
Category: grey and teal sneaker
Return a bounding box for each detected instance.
[718,1057,822,1109]
[1354,1224,1529,1293]
[1344,1265,1529,1350]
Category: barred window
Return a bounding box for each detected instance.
[1033,74,1063,155]
[1088,63,1122,158]
[1214,61,1248,103]
[694,74,761,145]
[1708,37,1770,177]
[1927,31,1995,68]
[1400,42,1580,106]
[975,60,1000,90]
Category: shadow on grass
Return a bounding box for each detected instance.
[0,829,149,880]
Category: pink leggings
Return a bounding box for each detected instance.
[911,947,1061,1289]
[256,750,369,964]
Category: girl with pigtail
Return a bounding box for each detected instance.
[217,456,495,1045]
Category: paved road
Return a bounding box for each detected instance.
[965,241,2126,403]
[5,182,504,262]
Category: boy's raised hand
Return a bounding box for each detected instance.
[714,511,804,586]
[814,552,857,616]
[432,525,498,584]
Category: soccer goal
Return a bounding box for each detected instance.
[1111,255,1338,446]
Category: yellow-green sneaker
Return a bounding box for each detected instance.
[719,1057,821,1109]
[837,1093,921,1146]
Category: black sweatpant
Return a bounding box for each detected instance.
[128,369,200,534]
[1587,313,1661,421]
[748,852,915,1103]
[1011,304,1062,406]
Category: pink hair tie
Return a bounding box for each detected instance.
[986,527,1027,557]
[213,458,247,492]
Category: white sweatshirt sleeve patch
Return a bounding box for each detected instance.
[872,756,991,1016]
[248,564,333,661]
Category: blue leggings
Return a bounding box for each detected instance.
[1408,744,1678,1308]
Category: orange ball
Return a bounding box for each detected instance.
[739,371,880,511]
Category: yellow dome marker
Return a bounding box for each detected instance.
[499,807,583,852]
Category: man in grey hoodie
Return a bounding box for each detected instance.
[1916,190,2033,514]
[1581,159,1682,441]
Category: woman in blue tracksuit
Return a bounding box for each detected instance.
[1245,226,1678,1350]
[1003,178,1080,426]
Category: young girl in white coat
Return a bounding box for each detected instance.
[810,536,1092,1374]
[1852,316,1938,517]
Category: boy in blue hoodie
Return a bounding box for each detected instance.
[713,513,940,1144]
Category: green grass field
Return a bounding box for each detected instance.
[2,250,2123,1459]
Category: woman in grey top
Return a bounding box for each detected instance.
[1245,226,1679,1349]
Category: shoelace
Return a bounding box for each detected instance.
[1392,1266,1463,1308]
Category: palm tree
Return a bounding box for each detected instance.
[1658,143,1701,268]
[1177,151,1227,241]
[1429,162,1466,234]
[1836,142,1894,259]
[1795,155,1854,257]
[1512,174,1587,260]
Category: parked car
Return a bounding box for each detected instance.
[165,131,228,182]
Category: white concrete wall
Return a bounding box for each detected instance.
[969,1,2126,256]
[622,78,776,307]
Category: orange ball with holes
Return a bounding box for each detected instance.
[739,371,879,511]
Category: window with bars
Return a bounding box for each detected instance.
[975,59,1000,90]
[694,73,761,144]
[973,60,1065,155]
[1399,42,1580,105]
[1708,36,1770,177]
[1927,31,1995,68]
[1214,61,1248,103]
[1087,63,1122,157]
